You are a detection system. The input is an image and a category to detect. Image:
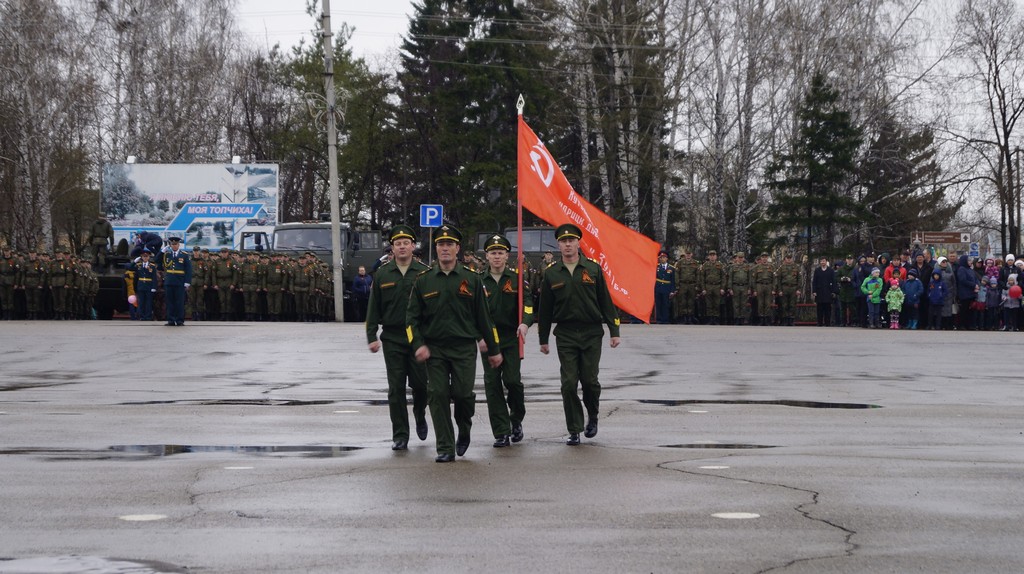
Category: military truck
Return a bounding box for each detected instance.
[474,226,557,270]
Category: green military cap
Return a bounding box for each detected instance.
[555,223,582,240]
[484,233,512,251]
[219,246,229,252]
[784,252,794,258]
[434,224,462,243]
[389,225,417,243]
[734,252,745,258]
[707,250,717,256]
[759,252,769,258]
[192,246,201,251]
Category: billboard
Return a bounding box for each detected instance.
[100,162,279,250]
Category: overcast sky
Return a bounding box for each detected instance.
[236,0,415,65]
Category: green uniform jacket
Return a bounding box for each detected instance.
[701,261,726,292]
[674,258,700,284]
[775,263,801,291]
[727,262,751,291]
[406,264,500,356]
[481,267,535,350]
[537,258,620,345]
[365,259,429,345]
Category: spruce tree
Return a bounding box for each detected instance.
[763,73,863,258]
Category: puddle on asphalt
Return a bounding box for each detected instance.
[0,444,363,460]
[0,382,76,392]
[0,556,187,573]
[639,399,881,409]
[119,399,335,406]
[660,443,778,449]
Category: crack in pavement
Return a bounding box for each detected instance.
[657,457,858,573]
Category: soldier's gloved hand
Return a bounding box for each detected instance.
[184,283,190,288]
[151,289,156,293]
[134,257,141,263]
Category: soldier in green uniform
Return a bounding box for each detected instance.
[727,252,752,325]
[292,253,313,322]
[752,253,775,325]
[49,250,76,320]
[367,226,431,451]
[538,223,621,446]
[88,213,114,269]
[672,249,700,324]
[17,249,47,319]
[700,250,726,325]
[479,233,533,447]
[210,248,236,320]
[186,247,207,321]
[1,246,20,319]
[263,252,290,321]
[84,262,99,319]
[775,253,802,326]
[237,252,263,321]
[408,225,502,463]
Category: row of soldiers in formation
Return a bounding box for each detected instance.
[655,249,805,325]
[131,247,338,322]
[0,247,99,320]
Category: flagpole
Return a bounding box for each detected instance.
[516,94,525,359]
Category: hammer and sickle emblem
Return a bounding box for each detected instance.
[530,143,555,188]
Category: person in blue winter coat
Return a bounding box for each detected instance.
[901,268,924,329]
[927,270,947,330]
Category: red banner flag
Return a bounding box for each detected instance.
[517,115,660,323]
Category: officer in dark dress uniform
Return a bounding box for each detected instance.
[159,237,192,326]
[479,234,534,447]
[130,249,158,320]
[537,223,621,446]
[654,250,676,324]
[366,225,431,451]
[407,225,502,463]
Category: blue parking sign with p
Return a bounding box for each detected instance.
[420,204,443,228]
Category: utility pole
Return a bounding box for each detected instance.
[322,0,344,322]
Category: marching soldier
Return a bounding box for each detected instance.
[408,225,502,462]
[479,233,533,448]
[700,250,726,325]
[752,253,775,325]
[537,223,620,446]
[366,225,431,451]
[673,248,700,324]
[727,252,752,325]
[775,252,802,326]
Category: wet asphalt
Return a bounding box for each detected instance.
[0,321,1021,573]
